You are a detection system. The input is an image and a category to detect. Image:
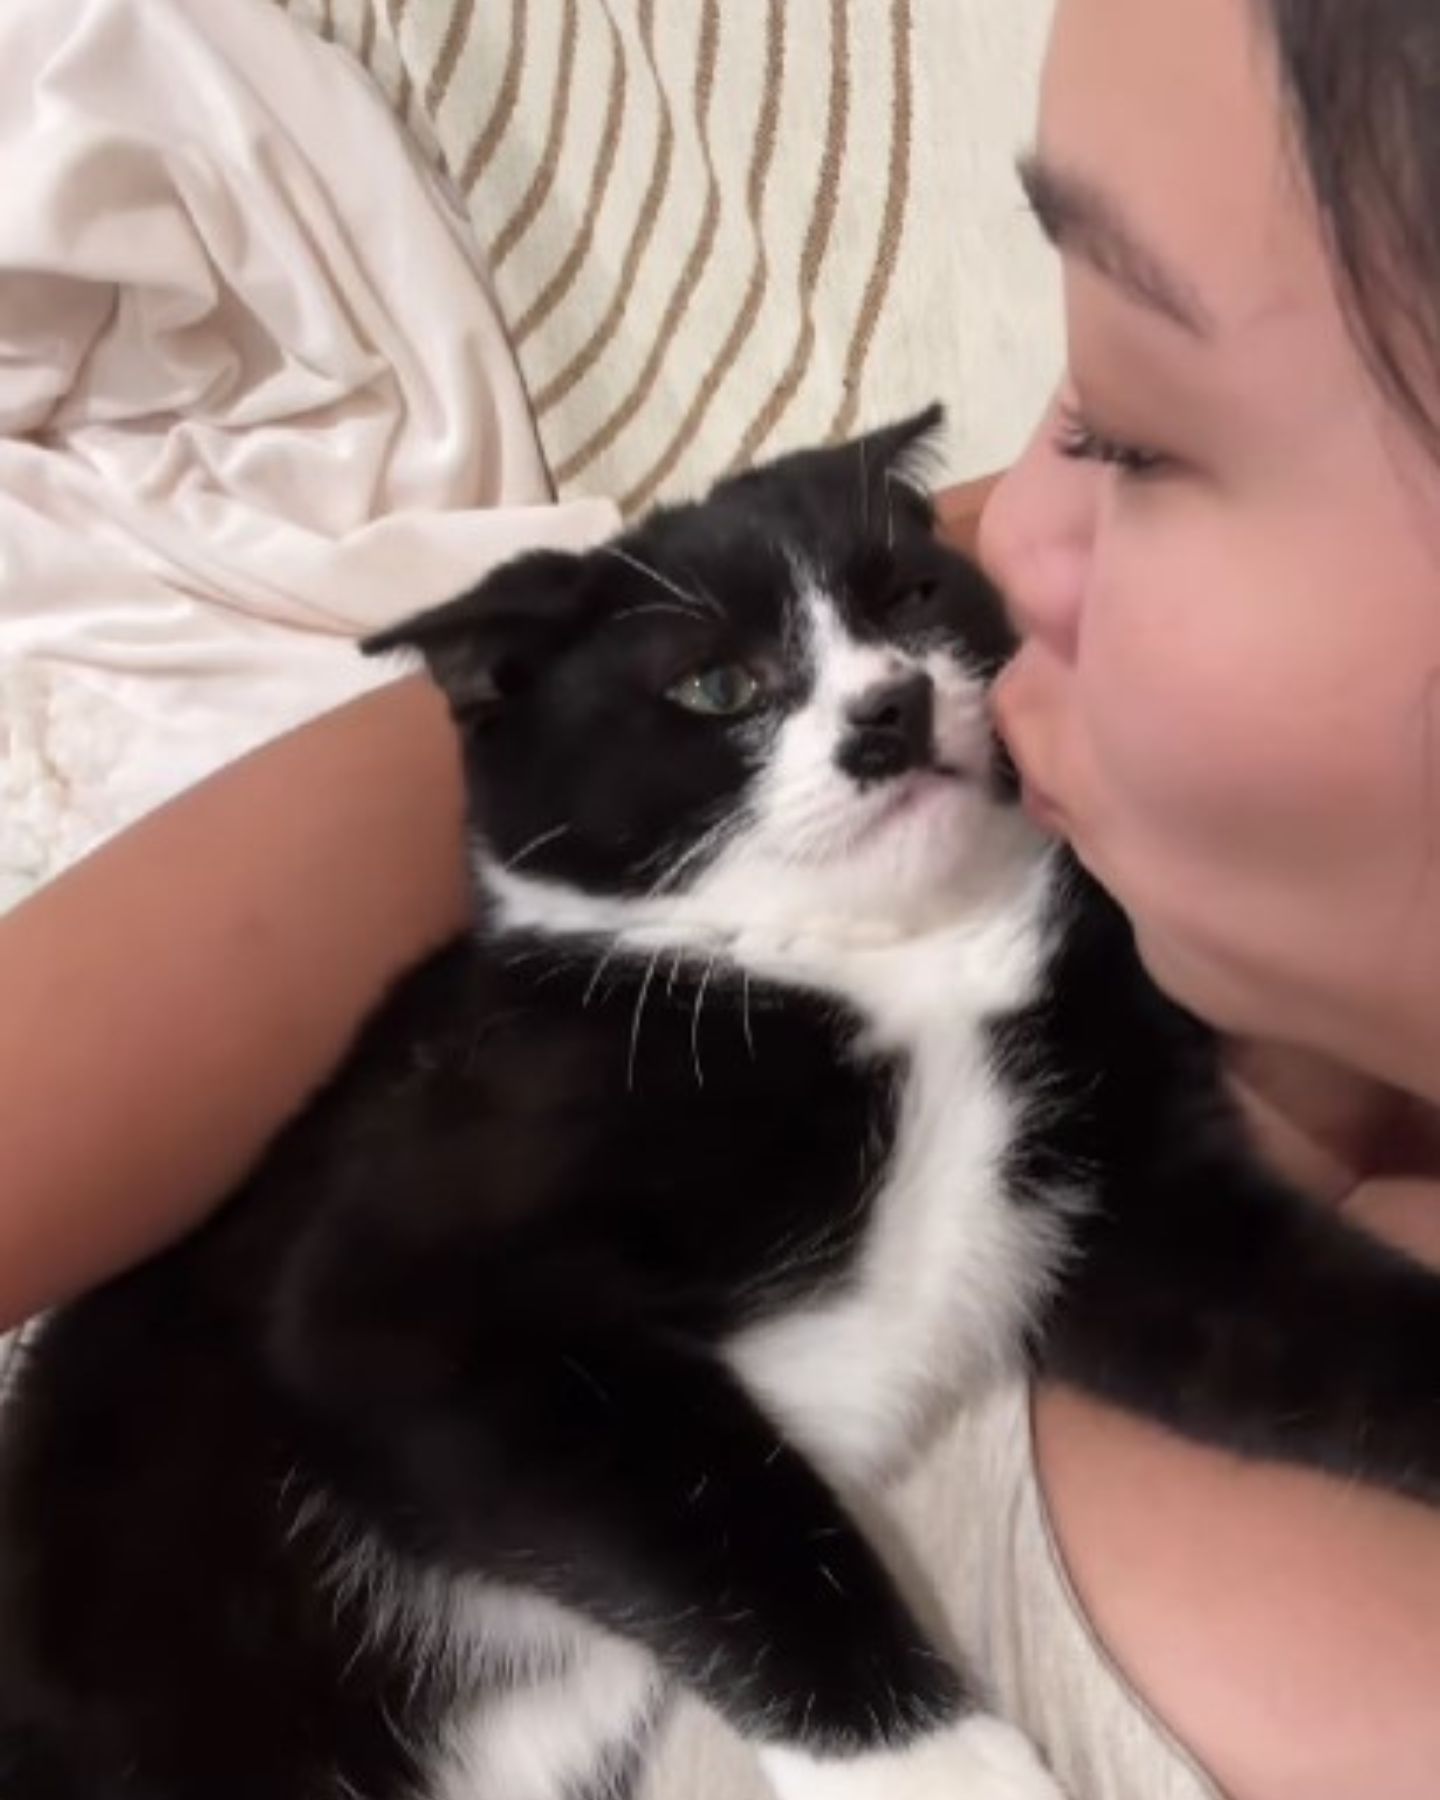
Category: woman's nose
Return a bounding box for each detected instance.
[977,394,1097,662]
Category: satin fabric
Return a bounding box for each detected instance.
[0,0,617,900]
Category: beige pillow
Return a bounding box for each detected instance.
[278,0,1060,512]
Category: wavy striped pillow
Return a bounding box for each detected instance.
[277,0,1060,513]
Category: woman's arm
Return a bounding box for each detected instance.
[0,676,468,1330]
[1035,1167,1440,1800]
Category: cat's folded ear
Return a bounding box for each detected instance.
[362,548,591,718]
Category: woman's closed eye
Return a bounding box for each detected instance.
[1054,401,1171,478]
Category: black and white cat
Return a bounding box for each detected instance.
[3,409,1438,1800]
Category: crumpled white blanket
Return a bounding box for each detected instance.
[0,0,619,907]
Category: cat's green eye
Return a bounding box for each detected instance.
[666,664,763,718]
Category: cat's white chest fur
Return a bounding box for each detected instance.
[724,879,1064,1487]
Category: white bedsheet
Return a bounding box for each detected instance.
[0,0,618,906]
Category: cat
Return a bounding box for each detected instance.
[2,407,1438,1800]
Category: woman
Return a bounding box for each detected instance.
[3,0,1438,1793]
[980,3,1440,1796]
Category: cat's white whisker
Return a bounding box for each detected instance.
[884,467,902,550]
[677,559,727,620]
[646,816,736,898]
[603,546,724,621]
[626,948,664,1090]
[583,950,622,1008]
[690,954,717,1089]
[610,602,713,628]
[502,822,571,873]
[583,939,623,1007]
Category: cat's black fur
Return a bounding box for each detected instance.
[1,410,1436,1800]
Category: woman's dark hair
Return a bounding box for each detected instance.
[1262,2,1440,450]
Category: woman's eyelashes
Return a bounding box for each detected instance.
[1054,401,1171,478]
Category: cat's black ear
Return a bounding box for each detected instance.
[362,549,590,717]
[708,402,947,523]
[848,403,947,517]
[855,402,946,481]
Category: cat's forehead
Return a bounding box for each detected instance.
[606,484,927,644]
[620,507,809,628]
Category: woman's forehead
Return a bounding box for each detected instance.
[1038,0,1327,340]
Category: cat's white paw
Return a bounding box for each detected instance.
[759,1712,1068,1800]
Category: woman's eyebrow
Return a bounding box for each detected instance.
[1017,151,1213,338]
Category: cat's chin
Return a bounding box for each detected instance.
[838,776,1028,888]
[848,767,971,850]
[746,825,1043,952]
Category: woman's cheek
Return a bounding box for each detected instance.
[1068,536,1280,896]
